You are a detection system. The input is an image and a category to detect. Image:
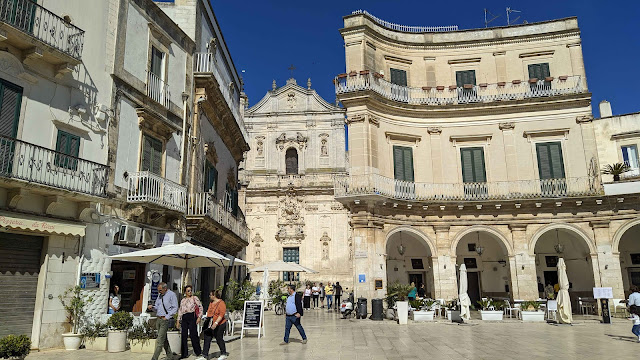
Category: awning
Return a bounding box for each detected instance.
[0,212,85,237]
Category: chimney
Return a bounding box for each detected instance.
[599,100,612,118]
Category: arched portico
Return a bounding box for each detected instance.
[615,218,640,296]
[385,227,436,298]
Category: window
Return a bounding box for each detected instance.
[54,130,80,170]
[0,79,23,138]
[204,161,218,196]
[545,256,559,268]
[536,142,565,179]
[225,183,238,216]
[150,46,165,79]
[463,258,478,269]
[285,148,298,175]
[455,70,476,87]
[622,145,639,169]
[141,134,163,175]
[283,247,300,281]
[390,68,407,86]
[460,147,486,183]
[528,63,551,80]
[393,146,414,182]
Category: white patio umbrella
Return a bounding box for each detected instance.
[109,242,231,268]
[459,264,471,320]
[259,269,270,302]
[556,258,573,324]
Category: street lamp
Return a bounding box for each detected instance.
[554,229,564,254]
[475,231,484,256]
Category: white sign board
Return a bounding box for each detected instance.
[593,287,613,299]
[355,250,367,259]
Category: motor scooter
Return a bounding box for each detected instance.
[340,290,355,319]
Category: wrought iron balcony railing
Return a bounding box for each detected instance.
[187,192,249,242]
[0,0,85,60]
[334,174,602,202]
[193,52,247,140]
[146,71,171,109]
[127,171,187,213]
[335,72,584,106]
[0,135,108,197]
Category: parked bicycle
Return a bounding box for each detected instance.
[274,295,287,315]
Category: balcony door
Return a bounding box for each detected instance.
[283,247,299,282]
[460,147,487,199]
[622,145,639,177]
[141,134,163,176]
[393,145,414,199]
[0,79,22,174]
[536,142,566,196]
[390,68,408,102]
[456,70,477,102]
[528,63,551,93]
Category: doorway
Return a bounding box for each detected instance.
[543,270,559,287]
[466,272,481,307]
[111,261,146,313]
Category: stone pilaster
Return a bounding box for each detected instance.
[433,225,457,300]
[499,122,518,182]
[428,127,444,183]
[352,219,386,308]
[510,224,538,300]
[590,220,625,298]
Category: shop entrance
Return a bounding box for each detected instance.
[110,261,146,313]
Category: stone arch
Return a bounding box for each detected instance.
[385,226,437,257]
[529,223,596,254]
[612,217,640,254]
[450,225,513,256]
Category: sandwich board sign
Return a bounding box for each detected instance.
[241,300,265,339]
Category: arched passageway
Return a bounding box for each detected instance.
[618,221,640,297]
[386,229,435,298]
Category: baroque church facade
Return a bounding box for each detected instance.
[241,78,353,285]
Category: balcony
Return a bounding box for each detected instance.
[127,171,187,213]
[0,135,108,197]
[0,0,84,65]
[334,174,603,203]
[146,71,171,109]
[247,174,336,190]
[186,192,249,254]
[335,72,584,106]
[193,52,247,141]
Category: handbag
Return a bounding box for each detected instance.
[194,298,201,318]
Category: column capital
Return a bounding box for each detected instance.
[427,126,442,135]
[589,219,611,229]
[499,122,515,131]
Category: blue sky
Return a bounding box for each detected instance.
[212,0,639,117]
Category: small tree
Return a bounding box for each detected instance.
[106,311,134,331]
[58,286,92,334]
[601,162,631,181]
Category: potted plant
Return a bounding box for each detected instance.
[412,299,436,322]
[520,300,544,322]
[81,320,108,351]
[0,335,31,360]
[479,299,503,321]
[601,162,631,181]
[387,282,412,325]
[106,311,133,352]
[58,286,92,350]
[129,322,158,354]
[167,313,181,354]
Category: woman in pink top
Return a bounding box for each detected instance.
[177,285,203,359]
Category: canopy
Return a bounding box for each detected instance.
[556,258,573,324]
[459,264,471,320]
[0,211,85,236]
[109,242,231,268]
[249,260,316,273]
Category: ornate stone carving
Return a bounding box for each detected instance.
[427,126,442,135]
[255,136,265,157]
[346,114,365,124]
[499,122,515,130]
[576,115,594,124]
[331,203,344,211]
[204,142,218,164]
[287,92,297,109]
[275,132,308,150]
[368,115,380,127]
[275,187,305,244]
[319,133,329,157]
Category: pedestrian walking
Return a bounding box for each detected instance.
[408,282,417,301]
[312,283,320,309]
[319,282,325,308]
[256,282,262,296]
[303,284,312,309]
[325,282,334,310]
[177,285,203,359]
[334,282,342,310]
[108,284,121,314]
[280,284,307,345]
[147,282,179,360]
[198,290,229,360]
[629,285,640,307]
[629,305,640,342]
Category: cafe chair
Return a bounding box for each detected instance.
[503,300,519,319]
[611,299,627,317]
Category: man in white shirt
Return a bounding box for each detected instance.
[629,285,640,307]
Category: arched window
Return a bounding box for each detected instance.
[285,148,298,175]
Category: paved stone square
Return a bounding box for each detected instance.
[27,310,638,360]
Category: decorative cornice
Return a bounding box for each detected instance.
[499,122,515,131]
[576,115,594,124]
[589,219,610,229]
[523,128,570,142]
[346,114,366,124]
[384,55,412,64]
[385,131,421,144]
[519,50,555,58]
[448,57,481,64]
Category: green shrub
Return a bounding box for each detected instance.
[0,335,31,359]
[80,320,108,342]
[129,322,157,346]
[521,300,541,311]
[409,299,422,309]
[492,300,506,310]
[477,298,492,311]
[106,311,133,331]
[423,299,437,310]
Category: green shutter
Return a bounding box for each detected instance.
[0,80,22,138]
[142,135,163,175]
[393,146,413,181]
[151,138,162,175]
[461,147,486,183]
[204,161,218,195]
[141,136,152,172]
[403,147,414,182]
[54,130,80,170]
[456,70,476,87]
[537,142,565,179]
[528,63,551,79]
[390,68,407,86]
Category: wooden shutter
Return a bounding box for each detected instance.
[141,136,152,172]
[393,146,413,181]
[204,161,218,195]
[461,147,486,183]
[403,147,414,182]
[55,130,80,169]
[456,70,477,87]
[142,135,163,175]
[0,80,22,138]
[390,68,407,86]
[151,47,163,78]
[528,63,550,79]
[536,142,565,179]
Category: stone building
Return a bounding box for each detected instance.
[334,10,640,308]
[241,78,351,286]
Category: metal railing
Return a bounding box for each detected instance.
[187,192,249,243]
[146,71,171,109]
[622,161,640,179]
[127,171,187,212]
[351,10,458,32]
[0,135,108,197]
[0,0,84,60]
[335,73,584,105]
[248,173,336,189]
[334,174,603,202]
[193,52,247,141]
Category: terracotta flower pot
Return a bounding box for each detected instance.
[528,78,539,84]
[359,70,370,75]
[512,79,521,84]
[558,75,568,81]
[497,82,506,87]
[448,85,457,90]
[463,84,474,89]
[349,71,357,77]
[436,86,445,91]
[337,73,348,79]
[479,83,488,88]
[422,86,431,91]
[545,76,554,82]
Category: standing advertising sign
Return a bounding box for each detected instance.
[241,301,265,339]
[593,287,613,324]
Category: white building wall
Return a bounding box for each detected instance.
[123,3,149,81]
[114,99,142,188]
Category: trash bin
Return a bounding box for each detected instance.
[370,298,383,321]
[356,297,367,319]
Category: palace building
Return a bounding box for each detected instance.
[334,10,640,308]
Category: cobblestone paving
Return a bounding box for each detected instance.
[27,310,637,360]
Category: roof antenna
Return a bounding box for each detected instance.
[484,9,500,28]
[506,7,521,25]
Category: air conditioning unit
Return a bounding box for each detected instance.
[118,224,142,245]
[142,228,158,247]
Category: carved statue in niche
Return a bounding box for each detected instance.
[287,92,296,109]
[321,139,328,156]
[322,242,329,260]
[255,244,261,261]
[257,140,263,156]
[347,237,353,261]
